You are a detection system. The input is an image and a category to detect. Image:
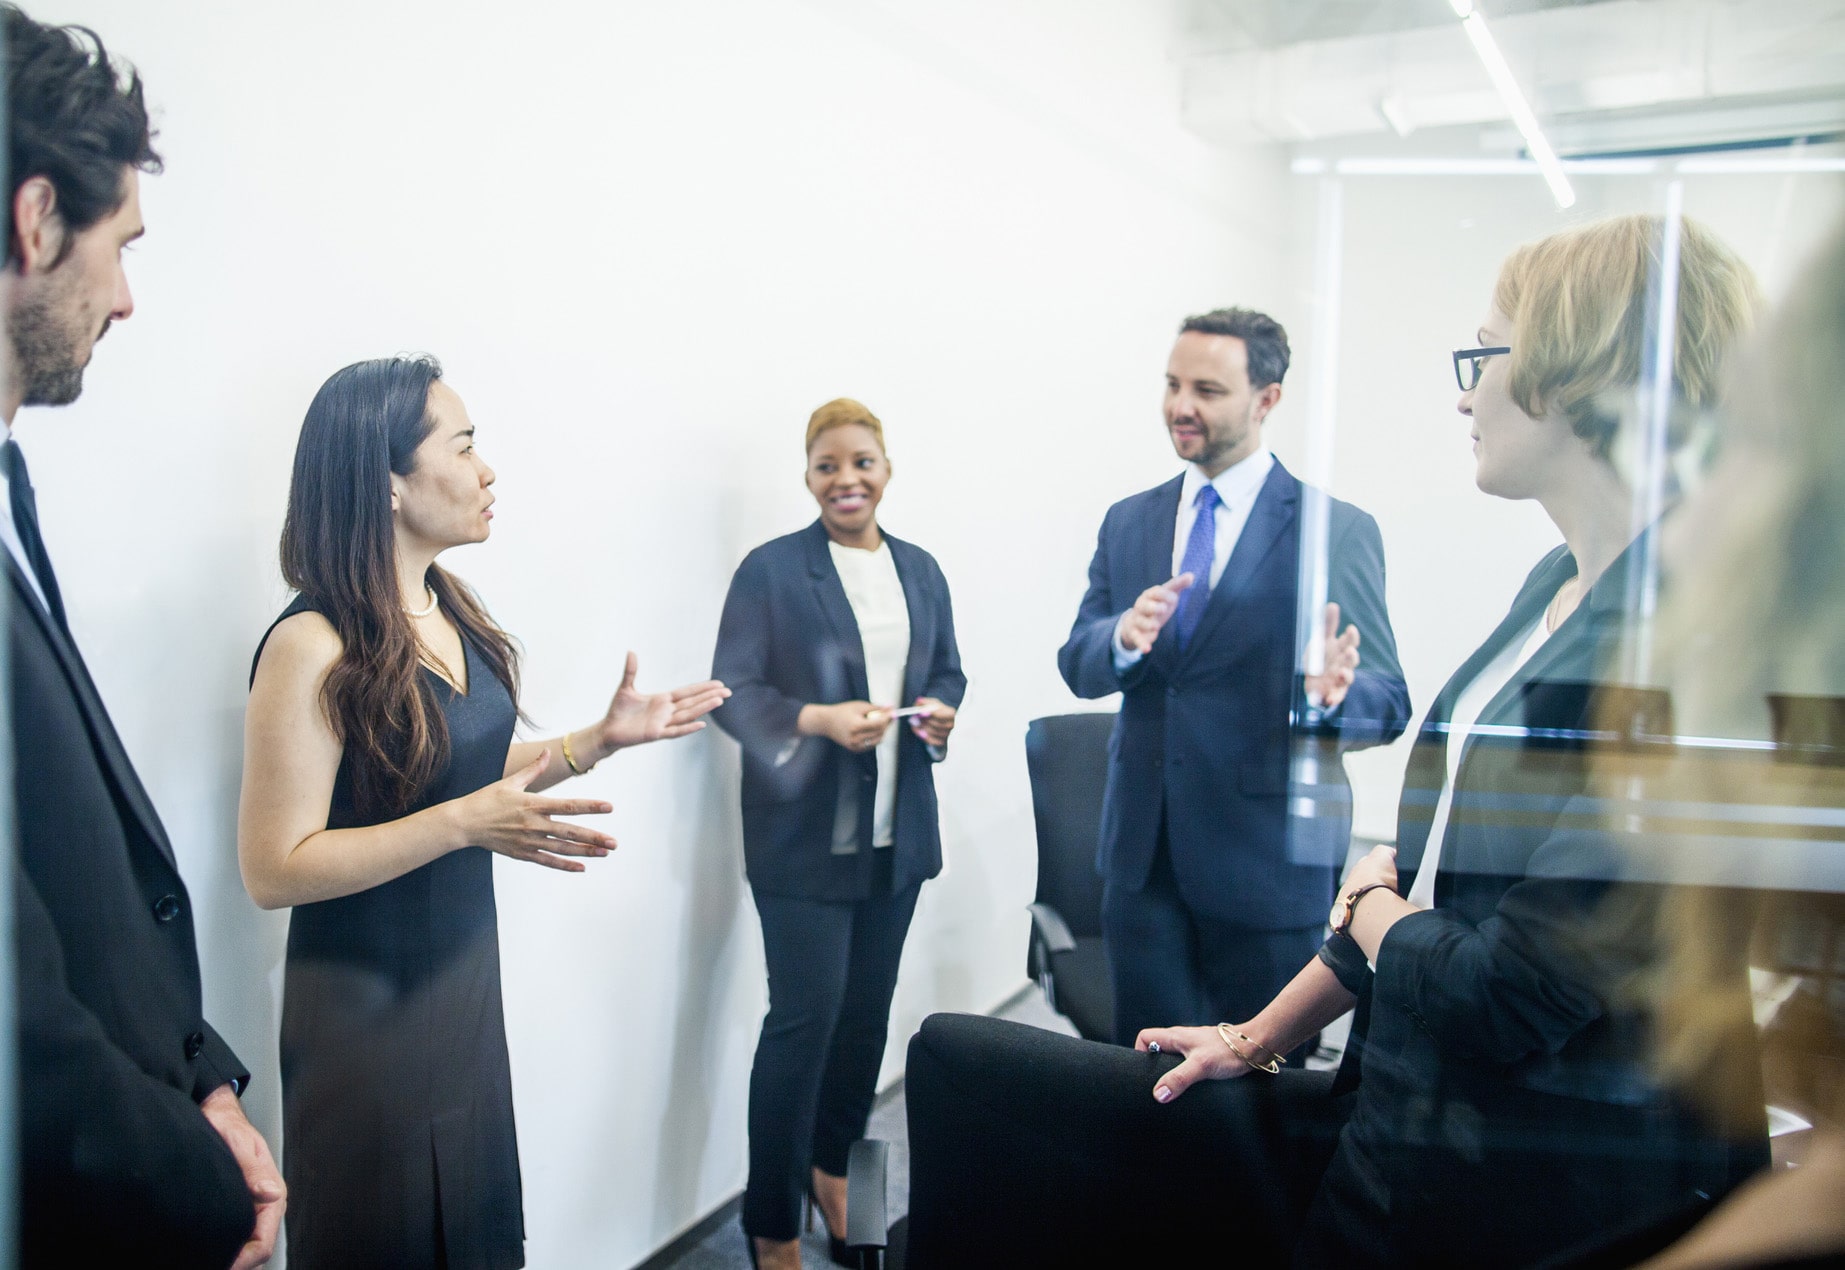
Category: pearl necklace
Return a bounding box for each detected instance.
[405,585,438,618]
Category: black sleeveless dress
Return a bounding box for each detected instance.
[254,599,524,1270]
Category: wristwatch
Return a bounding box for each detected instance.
[1329,882,1394,938]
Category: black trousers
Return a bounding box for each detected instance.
[743,850,921,1241]
[1102,831,1323,1050]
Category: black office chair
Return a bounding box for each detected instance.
[1024,711,1117,1043]
[895,1012,1337,1266]
[840,714,1119,1267]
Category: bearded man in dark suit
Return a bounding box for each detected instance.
[1059,308,1411,1049]
[2,7,282,1266]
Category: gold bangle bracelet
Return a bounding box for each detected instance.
[561,732,592,777]
[1226,1025,1286,1069]
[1218,1022,1283,1075]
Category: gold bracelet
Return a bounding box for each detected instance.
[561,732,593,777]
[1226,1025,1286,1069]
[1218,1022,1283,1075]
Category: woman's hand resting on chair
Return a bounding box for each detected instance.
[1136,1025,1259,1103]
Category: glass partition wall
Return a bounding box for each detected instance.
[1273,148,1845,1231]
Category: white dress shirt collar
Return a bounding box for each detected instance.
[1180,445,1273,512]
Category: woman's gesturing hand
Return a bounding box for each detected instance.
[597,652,731,751]
[449,750,618,872]
[1136,1025,1251,1103]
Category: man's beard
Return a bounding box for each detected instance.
[1194,406,1255,469]
[8,274,103,407]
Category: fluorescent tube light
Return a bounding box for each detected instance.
[1457,10,1575,208]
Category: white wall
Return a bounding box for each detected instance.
[17,2,1288,1264]
[1274,137,1845,840]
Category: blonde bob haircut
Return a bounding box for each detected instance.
[805,397,887,456]
[1493,213,1760,460]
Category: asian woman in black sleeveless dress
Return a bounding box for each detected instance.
[238,355,729,1270]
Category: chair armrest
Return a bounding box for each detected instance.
[1027,903,1077,957]
[845,1138,889,1253]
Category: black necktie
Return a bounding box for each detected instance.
[3,439,70,635]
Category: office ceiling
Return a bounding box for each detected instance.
[1178,0,1845,152]
[1184,0,1604,51]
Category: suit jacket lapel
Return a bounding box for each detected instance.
[1431,549,1575,733]
[1182,462,1298,660]
[885,535,933,705]
[1142,477,1184,677]
[803,520,870,701]
[5,553,178,868]
[1470,542,1643,735]
[1393,546,1574,887]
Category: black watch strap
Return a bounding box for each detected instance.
[1332,882,1396,937]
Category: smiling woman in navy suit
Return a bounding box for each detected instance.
[712,398,966,1270]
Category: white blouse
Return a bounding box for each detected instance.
[1405,614,1553,908]
[828,539,911,849]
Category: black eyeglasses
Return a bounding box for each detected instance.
[1453,345,1510,392]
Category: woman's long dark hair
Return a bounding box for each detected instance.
[280,355,523,817]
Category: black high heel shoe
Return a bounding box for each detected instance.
[806,1184,853,1267]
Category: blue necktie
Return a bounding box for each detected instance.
[1173,482,1220,649]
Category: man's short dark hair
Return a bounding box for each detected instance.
[4,3,162,268]
[1179,308,1290,390]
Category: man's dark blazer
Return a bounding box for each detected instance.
[7,552,254,1267]
[1058,460,1410,930]
[1315,540,1765,1259]
[712,520,967,902]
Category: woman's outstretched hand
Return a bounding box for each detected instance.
[597,652,731,750]
[450,750,618,872]
[1136,1024,1250,1103]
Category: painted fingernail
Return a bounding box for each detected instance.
[1155,1086,1172,1103]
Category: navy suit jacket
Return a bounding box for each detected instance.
[712,521,967,902]
[1058,460,1410,929]
[7,553,255,1267]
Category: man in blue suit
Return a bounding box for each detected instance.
[1059,308,1410,1048]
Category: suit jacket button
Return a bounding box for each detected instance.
[1167,686,1177,698]
[152,894,181,923]
[184,1031,205,1060]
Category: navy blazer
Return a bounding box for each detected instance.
[712,521,967,902]
[7,552,256,1267]
[1059,460,1411,929]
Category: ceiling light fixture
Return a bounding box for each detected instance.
[1447,0,1575,207]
